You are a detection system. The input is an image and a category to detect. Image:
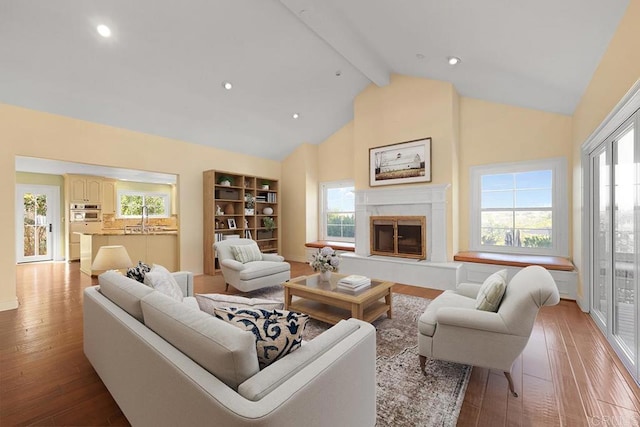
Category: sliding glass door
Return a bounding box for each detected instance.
[590,115,639,380]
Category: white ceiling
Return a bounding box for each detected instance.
[0,0,629,161]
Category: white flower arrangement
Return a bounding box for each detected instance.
[310,246,340,273]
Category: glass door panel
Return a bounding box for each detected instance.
[592,147,610,328]
[16,185,55,263]
[613,126,637,359]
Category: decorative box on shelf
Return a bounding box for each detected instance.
[215,189,239,200]
[257,230,274,240]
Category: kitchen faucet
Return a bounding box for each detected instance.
[141,205,149,234]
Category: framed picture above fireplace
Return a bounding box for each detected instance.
[369,137,431,186]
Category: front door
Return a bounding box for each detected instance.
[16,184,58,263]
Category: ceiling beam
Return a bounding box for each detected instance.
[278,0,390,86]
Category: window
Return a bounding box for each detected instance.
[117,191,170,218]
[320,181,355,242]
[470,158,568,256]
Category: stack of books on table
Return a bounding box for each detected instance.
[337,275,371,293]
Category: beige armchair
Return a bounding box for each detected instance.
[214,238,290,292]
[418,265,560,396]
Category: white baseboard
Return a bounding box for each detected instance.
[0,297,19,311]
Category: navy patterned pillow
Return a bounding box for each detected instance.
[126,261,151,283]
[213,307,308,369]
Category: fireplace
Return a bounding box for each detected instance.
[370,216,426,259]
[354,184,449,262]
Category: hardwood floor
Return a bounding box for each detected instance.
[1,261,639,426]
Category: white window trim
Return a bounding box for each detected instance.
[116,190,171,218]
[470,157,568,256]
[319,180,355,242]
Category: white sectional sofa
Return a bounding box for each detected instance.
[83,271,377,427]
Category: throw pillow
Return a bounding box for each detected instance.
[143,264,184,302]
[195,294,283,313]
[475,269,508,312]
[126,261,151,283]
[213,307,308,369]
[230,244,263,264]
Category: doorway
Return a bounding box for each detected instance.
[15,184,59,263]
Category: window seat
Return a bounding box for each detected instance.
[453,251,574,272]
[305,241,355,252]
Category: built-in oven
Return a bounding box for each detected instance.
[70,203,102,222]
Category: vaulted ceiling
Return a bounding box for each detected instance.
[0,0,629,160]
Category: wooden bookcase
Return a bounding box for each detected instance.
[203,170,279,275]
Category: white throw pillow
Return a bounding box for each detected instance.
[475,269,507,312]
[230,244,263,263]
[195,293,283,313]
[144,264,184,302]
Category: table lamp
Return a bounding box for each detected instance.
[91,245,133,274]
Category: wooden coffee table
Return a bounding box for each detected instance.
[283,273,394,325]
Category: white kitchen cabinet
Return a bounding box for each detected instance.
[68,175,102,203]
[102,179,117,214]
[79,233,178,275]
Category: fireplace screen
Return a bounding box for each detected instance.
[370,216,426,259]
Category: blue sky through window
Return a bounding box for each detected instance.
[327,187,355,212]
[482,170,552,209]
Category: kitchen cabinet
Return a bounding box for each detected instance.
[102,179,117,214]
[68,175,102,203]
[79,233,178,276]
[68,222,102,261]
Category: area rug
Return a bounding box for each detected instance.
[250,287,472,427]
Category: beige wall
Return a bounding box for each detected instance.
[571,0,640,301]
[353,74,458,257]
[1,103,280,310]
[281,143,318,262]
[15,172,66,258]
[317,121,354,182]
[458,97,573,252]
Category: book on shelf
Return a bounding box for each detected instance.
[223,234,240,240]
[337,275,371,287]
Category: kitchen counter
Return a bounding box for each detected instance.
[74,230,178,236]
[79,232,178,276]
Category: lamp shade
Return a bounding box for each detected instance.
[91,245,133,271]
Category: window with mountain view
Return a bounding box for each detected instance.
[470,158,568,256]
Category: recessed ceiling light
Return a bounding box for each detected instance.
[447,56,461,65]
[96,24,111,38]
[222,81,233,90]
[416,53,425,60]
[292,113,300,119]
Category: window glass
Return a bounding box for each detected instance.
[471,158,567,255]
[321,182,355,242]
[118,192,169,218]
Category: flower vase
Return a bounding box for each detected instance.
[319,270,332,282]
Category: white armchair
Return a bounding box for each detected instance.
[214,238,290,292]
[418,265,560,397]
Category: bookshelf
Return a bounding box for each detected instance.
[203,170,279,275]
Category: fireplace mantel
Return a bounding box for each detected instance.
[355,184,450,263]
